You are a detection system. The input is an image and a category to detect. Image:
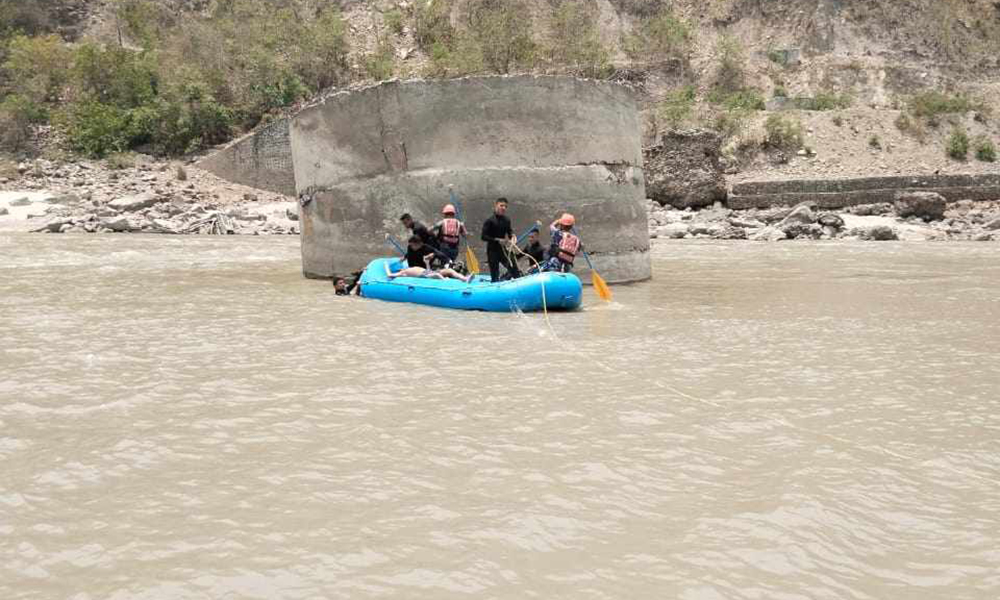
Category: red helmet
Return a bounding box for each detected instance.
[442,204,456,215]
[558,213,576,227]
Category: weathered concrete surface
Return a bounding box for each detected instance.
[291,76,650,282]
[198,118,296,196]
[729,174,1000,209]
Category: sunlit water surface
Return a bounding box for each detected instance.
[2,233,998,599]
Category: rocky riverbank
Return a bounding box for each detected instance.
[647,192,1000,242]
[0,156,298,235]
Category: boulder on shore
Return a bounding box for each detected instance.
[644,129,726,209]
[108,192,159,212]
[894,191,946,222]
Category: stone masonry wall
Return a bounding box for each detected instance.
[729,174,1000,209]
[197,118,296,197]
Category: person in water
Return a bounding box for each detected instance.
[542,213,582,273]
[480,197,521,283]
[333,270,364,296]
[400,213,438,250]
[404,235,451,269]
[432,204,469,263]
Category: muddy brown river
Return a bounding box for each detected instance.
[2,233,998,599]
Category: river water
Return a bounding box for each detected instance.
[2,233,998,599]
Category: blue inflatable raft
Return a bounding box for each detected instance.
[358,258,582,312]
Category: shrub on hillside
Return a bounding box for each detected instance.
[364,36,396,81]
[3,34,72,106]
[384,8,405,36]
[946,126,969,160]
[763,114,803,150]
[546,0,612,78]
[658,85,696,129]
[0,94,43,151]
[713,36,746,95]
[910,91,981,119]
[974,137,996,162]
[802,91,852,111]
[463,0,535,74]
[414,0,455,51]
[623,6,690,63]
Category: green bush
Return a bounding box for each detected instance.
[946,126,969,160]
[61,101,132,157]
[547,1,612,78]
[658,85,696,129]
[868,134,881,149]
[3,34,72,106]
[801,91,852,111]
[717,89,765,111]
[623,6,690,62]
[714,36,746,95]
[773,85,787,98]
[0,94,44,150]
[414,0,455,50]
[364,36,396,81]
[974,137,996,162]
[463,0,535,74]
[384,8,405,35]
[910,91,981,119]
[764,114,803,150]
[713,109,752,141]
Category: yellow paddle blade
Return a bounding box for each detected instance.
[466,247,480,275]
[592,270,613,302]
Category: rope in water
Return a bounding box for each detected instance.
[503,236,555,334]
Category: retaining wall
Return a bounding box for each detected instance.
[197,118,296,196]
[729,174,1000,209]
[291,76,651,282]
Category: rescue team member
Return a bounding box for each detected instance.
[432,204,468,263]
[542,213,582,273]
[480,197,521,283]
[333,270,364,296]
[518,228,546,268]
[404,235,451,269]
[400,213,438,249]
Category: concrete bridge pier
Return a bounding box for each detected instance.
[290,76,652,283]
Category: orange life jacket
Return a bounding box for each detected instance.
[440,218,461,245]
[557,232,580,264]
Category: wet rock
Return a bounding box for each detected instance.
[850,203,893,216]
[10,197,32,207]
[728,216,764,229]
[0,207,8,216]
[716,225,748,240]
[108,192,159,212]
[644,130,726,209]
[817,213,845,229]
[285,207,299,221]
[658,223,689,239]
[972,232,995,242]
[850,225,899,241]
[778,204,817,227]
[33,217,75,233]
[758,207,792,223]
[984,217,1000,230]
[751,226,787,241]
[894,191,946,222]
[101,216,132,232]
[58,223,75,233]
[782,223,823,239]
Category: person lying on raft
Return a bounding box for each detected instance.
[384,259,473,283]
